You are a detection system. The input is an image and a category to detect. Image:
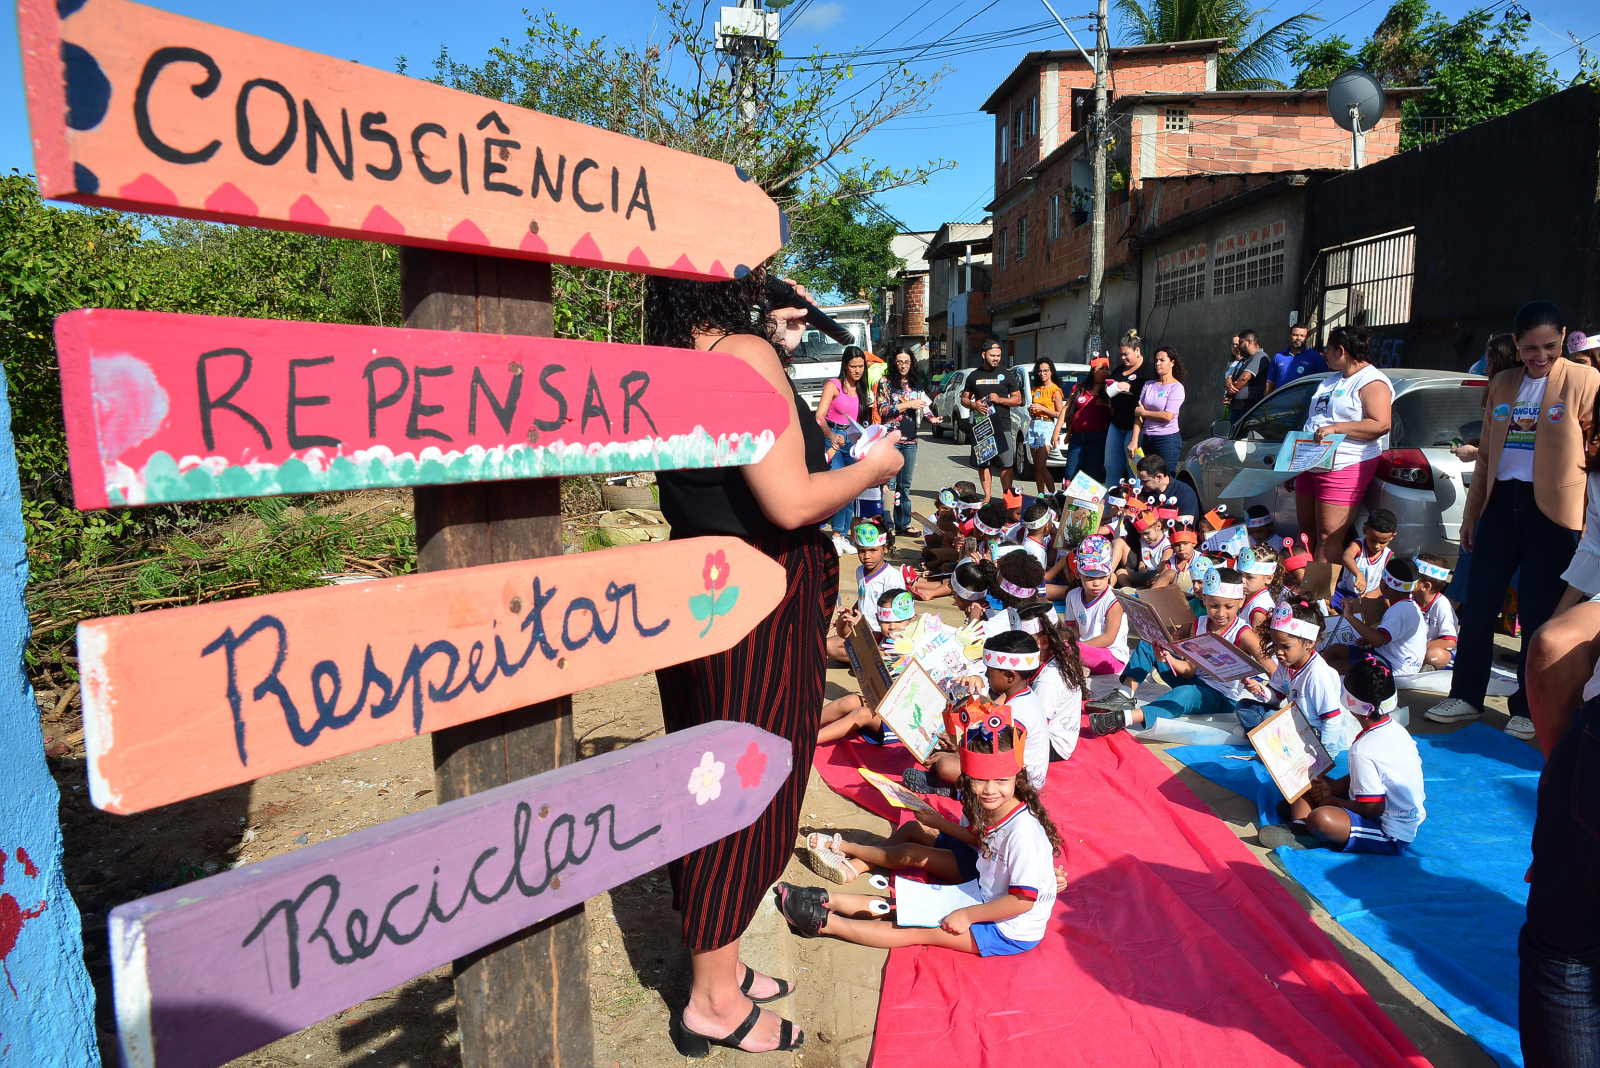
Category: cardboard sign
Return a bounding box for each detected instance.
[80,537,784,814]
[1301,562,1341,602]
[1247,703,1334,803]
[843,618,893,708]
[54,309,789,508]
[109,720,790,1068]
[872,660,947,763]
[971,416,998,466]
[18,0,783,279]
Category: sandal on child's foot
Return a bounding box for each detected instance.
[739,963,795,1004]
[805,832,844,854]
[902,767,957,798]
[1088,710,1129,737]
[774,882,831,938]
[672,1003,803,1057]
[804,844,862,884]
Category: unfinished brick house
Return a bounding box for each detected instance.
[981,40,1420,368]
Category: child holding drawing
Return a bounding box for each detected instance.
[780,717,1064,956]
[1238,601,1353,752]
[1263,660,1425,853]
[1333,510,1397,610]
[816,590,920,748]
[827,520,907,662]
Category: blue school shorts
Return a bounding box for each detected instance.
[971,922,1042,957]
[1341,811,1408,855]
[934,833,981,882]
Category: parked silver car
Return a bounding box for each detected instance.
[1178,369,1489,564]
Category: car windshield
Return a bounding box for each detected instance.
[789,321,871,363]
[1391,383,1487,448]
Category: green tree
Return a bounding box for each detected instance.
[783,175,903,302]
[1116,0,1322,89]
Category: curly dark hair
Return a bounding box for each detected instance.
[644,267,772,351]
[958,726,1064,859]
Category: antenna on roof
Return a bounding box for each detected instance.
[1327,69,1385,169]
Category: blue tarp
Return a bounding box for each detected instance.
[1170,724,1543,1068]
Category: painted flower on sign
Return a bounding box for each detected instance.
[689,751,725,805]
[689,551,741,638]
[736,741,767,789]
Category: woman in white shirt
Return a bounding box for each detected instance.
[1294,326,1394,565]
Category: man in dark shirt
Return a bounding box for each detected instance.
[1104,338,1155,482]
[961,340,1024,500]
[1266,325,1326,392]
[1134,452,1198,519]
[1225,329,1271,418]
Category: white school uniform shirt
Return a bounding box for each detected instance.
[1562,470,1600,598]
[1001,684,1051,790]
[1138,535,1171,573]
[1347,716,1426,842]
[1031,658,1082,762]
[1022,537,1050,570]
[1418,592,1458,642]
[1242,587,1276,625]
[1336,538,1392,598]
[1304,365,1395,467]
[1066,586,1130,665]
[856,562,906,634]
[972,802,1058,943]
[1373,597,1428,677]
[1265,652,1355,755]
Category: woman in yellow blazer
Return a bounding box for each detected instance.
[1426,301,1598,737]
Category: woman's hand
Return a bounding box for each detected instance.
[830,432,847,449]
[1312,424,1336,444]
[1127,440,1141,457]
[861,429,905,484]
[939,907,973,936]
[1460,520,1476,553]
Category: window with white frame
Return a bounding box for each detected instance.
[1014,110,1024,148]
[998,120,1008,163]
[1164,107,1189,132]
[1049,193,1060,240]
[1028,96,1039,140]
[1214,239,1285,296]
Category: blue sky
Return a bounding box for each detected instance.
[4,0,1596,232]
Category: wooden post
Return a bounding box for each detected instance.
[401,248,594,1068]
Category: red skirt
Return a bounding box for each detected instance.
[656,530,837,950]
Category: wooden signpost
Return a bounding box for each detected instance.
[109,720,791,1068]
[20,3,807,1065]
[80,537,785,814]
[56,309,789,508]
[17,0,785,278]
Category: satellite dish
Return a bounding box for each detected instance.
[1327,69,1385,133]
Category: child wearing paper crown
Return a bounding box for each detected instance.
[1262,660,1426,854]
[777,715,1065,956]
[1239,601,1354,754]
[1151,517,1199,592]
[1237,543,1283,630]
[1092,566,1275,734]
[1325,558,1429,678]
[1412,553,1458,670]
[1115,506,1174,589]
[1065,536,1131,675]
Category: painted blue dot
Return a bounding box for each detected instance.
[62,42,110,130]
[73,163,98,194]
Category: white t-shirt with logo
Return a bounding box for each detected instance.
[1066,586,1129,664]
[1374,597,1428,676]
[1031,658,1082,761]
[1419,593,1458,642]
[1265,652,1356,755]
[1002,685,1052,790]
[971,803,1057,943]
[856,562,906,634]
[1303,366,1395,467]
[1495,374,1549,482]
[1347,717,1426,842]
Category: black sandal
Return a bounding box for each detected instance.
[740,962,794,1004]
[672,1002,803,1057]
[774,881,831,938]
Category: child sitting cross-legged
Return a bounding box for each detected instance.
[1115,507,1173,589]
[778,715,1065,957]
[1412,553,1457,669]
[817,590,918,746]
[1065,536,1131,675]
[949,559,998,622]
[1324,558,1429,678]
[1237,600,1352,754]
[1259,660,1426,853]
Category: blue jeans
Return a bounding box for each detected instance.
[891,440,918,532]
[1138,678,1234,724]
[1104,424,1135,482]
[1142,432,1183,474]
[1452,479,1578,716]
[828,447,856,534]
[1065,429,1107,484]
[1521,694,1600,1067]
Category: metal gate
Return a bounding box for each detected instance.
[1313,227,1416,341]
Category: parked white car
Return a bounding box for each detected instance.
[1177,368,1489,564]
[929,368,974,440]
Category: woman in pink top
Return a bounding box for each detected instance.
[1129,346,1187,474]
[815,347,874,547]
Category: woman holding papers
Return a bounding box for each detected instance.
[1294,326,1395,565]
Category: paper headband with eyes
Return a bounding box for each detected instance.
[853,522,887,548]
[1237,546,1277,576]
[1269,601,1321,641]
[1202,568,1245,599]
[878,591,916,622]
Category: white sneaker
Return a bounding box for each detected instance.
[832,534,857,556]
[1504,715,1537,740]
[1424,697,1481,723]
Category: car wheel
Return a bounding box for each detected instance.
[1016,435,1033,480]
[955,420,969,445]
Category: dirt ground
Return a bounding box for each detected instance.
[46,530,1518,1067]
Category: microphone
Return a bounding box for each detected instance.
[765,275,855,346]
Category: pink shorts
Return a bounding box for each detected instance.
[1294,457,1379,507]
[1080,644,1127,675]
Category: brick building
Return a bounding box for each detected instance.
[881,231,936,356]
[923,221,993,373]
[980,40,1421,367]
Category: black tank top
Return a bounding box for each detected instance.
[657,336,831,539]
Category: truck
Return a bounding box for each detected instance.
[784,300,875,412]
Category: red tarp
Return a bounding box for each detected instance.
[812,731,1430,1068]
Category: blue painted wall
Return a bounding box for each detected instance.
[0,368,97,1064]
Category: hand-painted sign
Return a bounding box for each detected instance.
[109,719,790,1068]
[55,309,790,508]
[18,0,785,278]
[81,537,783,814]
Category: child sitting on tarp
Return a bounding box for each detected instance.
[1237,543,1283,630]
[1239,601,1353,754]
[1333,509,1397,610]
[1065,536,1131,676]
[1413,553,1458,669]
[1016,601,1087,764]
[1325,558,1429,678]
[817,589,919,747]
[780,712,1064,957]
[827,520,906,663]
[1018,501,1056,569]
[1115,504,1173,588]
[1262,660,1425,854]
[1150,517,1199,592]
[1091,567,1274,734]
[949,560,998,622]
[971,501,1020,561]
[1245,504,1277,548]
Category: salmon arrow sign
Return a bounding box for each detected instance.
[17,0,786,278]
[80,537,786,814]
[55,309,791,508]
[109,720,791,1068]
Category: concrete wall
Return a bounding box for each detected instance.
[0,371,98,1065]
[1138,185,1311,437]
[1305,84,1600,371]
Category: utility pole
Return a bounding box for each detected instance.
[1085,0,1110,360]
[716,0,780,125]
